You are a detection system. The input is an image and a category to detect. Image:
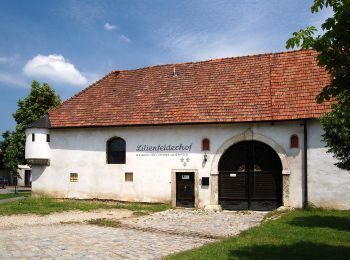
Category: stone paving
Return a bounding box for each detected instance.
[0,224,212,260]
[0,209,267,259]
[120,209,266,239]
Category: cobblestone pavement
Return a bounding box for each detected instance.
[0,224,212,260]
[121,209,266,239]
[0,209,266,259]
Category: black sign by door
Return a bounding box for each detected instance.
[218,141,282,211]
[176,172,195,208]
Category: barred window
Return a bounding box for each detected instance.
[125,172,133,182]
[70,173,78,182]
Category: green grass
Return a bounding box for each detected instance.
[0,192,31,200]
[0,196,170,215]
[133,211,150,217]
[167,209,350,260]
[87,218,122,228]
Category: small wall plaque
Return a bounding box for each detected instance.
[201,177,209,186]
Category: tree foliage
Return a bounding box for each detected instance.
[1,81,61,176]
[320,94,350,169]
[286,0,350,170]
[0,131,11,169]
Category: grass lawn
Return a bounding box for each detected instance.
[0,196,170,215]
[168,208,350,260]
[0,192,31,200]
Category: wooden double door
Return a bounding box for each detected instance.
[219,141,282,211]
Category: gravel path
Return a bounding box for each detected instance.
[0,209,132,229]
[0,196,26,204]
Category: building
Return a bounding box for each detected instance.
[25,50,350,210]
[17,165,32,187]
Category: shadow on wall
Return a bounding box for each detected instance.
[229,242,350,259]
[287,215,350,232]
[31,166,46,182]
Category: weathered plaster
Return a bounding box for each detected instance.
[26,120,349,209]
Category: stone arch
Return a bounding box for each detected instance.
[208,129,291,209]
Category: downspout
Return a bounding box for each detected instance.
[303,119,308,209]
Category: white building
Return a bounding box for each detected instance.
[17,165,32,187]
[25,50,350,210]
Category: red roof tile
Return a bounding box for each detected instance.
[49,50,331,128]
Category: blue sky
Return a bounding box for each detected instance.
[0,0,331,137]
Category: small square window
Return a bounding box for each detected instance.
[32,133,35,142]
[46,134,50,142]
[125,172,133,182]
[70,173,78,182]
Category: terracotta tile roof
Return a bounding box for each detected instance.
[49,50,331,128]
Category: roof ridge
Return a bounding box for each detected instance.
[48,49,330,128]
[48,70,119,114]
[111,49,313,72]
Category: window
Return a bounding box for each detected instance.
[70,173,78,182]
[46,134,50,142]
[291,135,299,148]
[202,138,210,151]
[32,133,35,142]
[107,137,126,164]
[125,172,133,182]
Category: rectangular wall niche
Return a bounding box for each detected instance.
[70,173,78,182]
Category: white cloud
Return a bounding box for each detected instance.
[23,54,88,86]
[119,34,131,43]
[0,55,19,64]
[0,57,11,63]
[157,31,265,62]
[104,22,117,31]
[0,73,26,88]
[83,72,102,85]
[61,0,105,25]
[150,1,274,62]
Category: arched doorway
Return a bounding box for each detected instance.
[218,141,282,211]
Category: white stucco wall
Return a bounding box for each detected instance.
[28,121,312,208]
[307,119,350,209]
[25,128,50,160]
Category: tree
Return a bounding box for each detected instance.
[0,131,11,169]
[286,0,350,170]
[1,81,61,176]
